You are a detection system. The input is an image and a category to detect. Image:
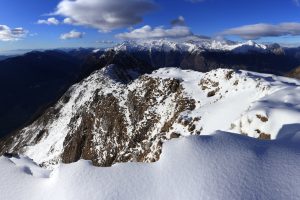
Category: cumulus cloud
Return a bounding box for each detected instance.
[54,0,157,32]
[222,23,300,40]
[171,16,186,27]
[60,30,84,40]
[0,25,27,41]
[37,17,60,25]
[116,25,193,40]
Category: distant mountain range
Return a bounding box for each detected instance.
[103,40,300,75]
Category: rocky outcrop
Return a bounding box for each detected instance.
[0,65,197,168]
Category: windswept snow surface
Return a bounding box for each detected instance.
[1,132,300,200]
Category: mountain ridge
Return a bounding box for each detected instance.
[1,65,300,168]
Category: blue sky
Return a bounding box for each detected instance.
[1,0,300,54]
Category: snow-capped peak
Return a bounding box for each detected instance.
[111,39,269,54]
[92,49,101,53]
[112,39,185,52]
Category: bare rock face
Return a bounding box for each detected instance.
[0,65,196,168]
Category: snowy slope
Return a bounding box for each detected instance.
[1,67,300,169]
[149,68,300,138]
[1,131,300,200]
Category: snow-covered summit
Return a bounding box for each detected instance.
[205,39,267,52]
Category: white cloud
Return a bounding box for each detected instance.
[222,22,300,40]
[60,30,84,40]
[54,0,157,32]
[171,16,186,27]
[63,17,75,24]
[37,17,60,25]
[116,25,193,40]
[0,25,27,41]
